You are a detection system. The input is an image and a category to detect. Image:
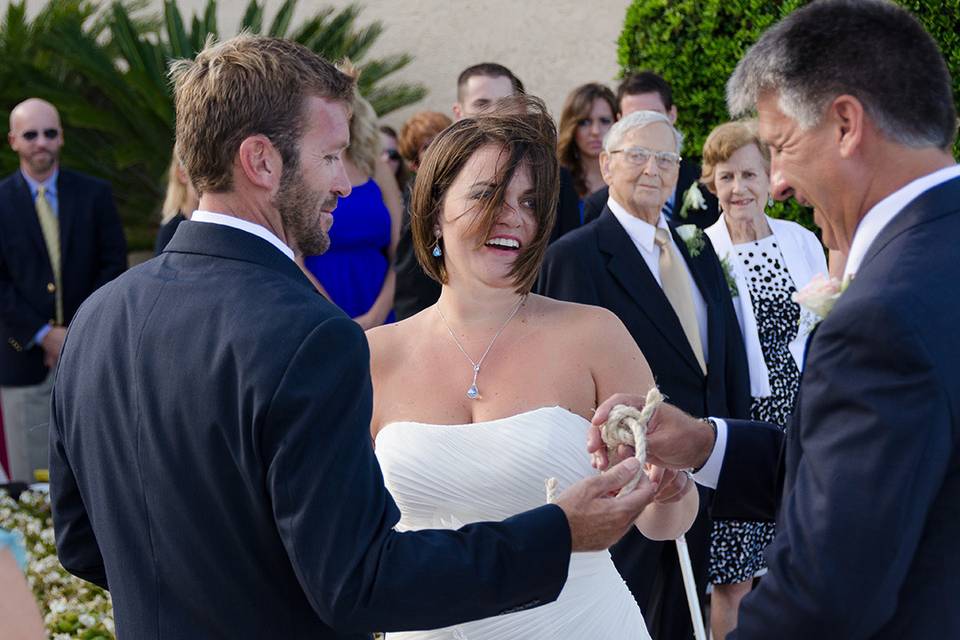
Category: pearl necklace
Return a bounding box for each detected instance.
[436,295,526,400]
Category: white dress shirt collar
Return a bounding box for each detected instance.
[21,167,59,198]
[844,164,960,279]
[606,196,668,253]
[190,210,295,262]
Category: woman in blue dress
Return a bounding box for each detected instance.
[305,92,402,328]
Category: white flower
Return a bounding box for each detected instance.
[793,274,850,319]
[79,613,97,627]
[675,224,706,257]
[678,182,708,219]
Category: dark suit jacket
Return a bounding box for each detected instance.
[727,176,960,639]
[538,207,749,420]
[582,158,720,229]
[0,168,127,386]
[394,168,581,320]
[50,221,570,639]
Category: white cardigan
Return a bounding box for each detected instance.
[706,215,828,398]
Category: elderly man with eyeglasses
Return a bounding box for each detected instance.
[0,98,126,482]
[538,110,750,640]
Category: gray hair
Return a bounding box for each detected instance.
[603,110,683,154]
[727,0,956,150]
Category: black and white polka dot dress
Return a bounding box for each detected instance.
[709,234,802,585]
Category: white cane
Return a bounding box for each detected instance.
[676,534,708,640]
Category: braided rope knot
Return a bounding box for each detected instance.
[600,387,664,497]
[545,387,664,503]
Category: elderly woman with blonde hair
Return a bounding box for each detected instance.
[701,120,827,640]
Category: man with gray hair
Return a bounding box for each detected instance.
[539,110,750,639]
[589,1,960,637]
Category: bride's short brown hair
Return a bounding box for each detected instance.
[410,95,559,293]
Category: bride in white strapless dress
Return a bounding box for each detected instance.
[366,99,698,639]
[376,407,651,639]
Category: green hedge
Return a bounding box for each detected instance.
[618,0,960,230]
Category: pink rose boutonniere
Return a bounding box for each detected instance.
[792,274,852,320]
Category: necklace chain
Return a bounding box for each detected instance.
[436,295,526,400]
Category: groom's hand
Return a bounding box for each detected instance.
[555,458,656,552]
[589,394,716,471]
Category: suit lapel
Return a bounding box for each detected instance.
[596,210,703,374]
[13,173,48,259]
[56,170,77,265]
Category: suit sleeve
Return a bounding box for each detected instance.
[92,183,127,289]
[710,419,783,521]
[264,316,570,633]
[732,297,952,639]
[50,355,108,589]
[536,243,600,305]
[0,230,49,346]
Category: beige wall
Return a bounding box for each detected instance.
[13,0,630,127]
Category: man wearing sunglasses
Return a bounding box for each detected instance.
[0,98,126,482]
[538,109,750,640]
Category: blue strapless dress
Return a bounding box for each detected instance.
[305,179,395,322]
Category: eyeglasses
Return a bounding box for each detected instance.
[383,149,401,161]
[21,129,60,141]
[609,146,681,170]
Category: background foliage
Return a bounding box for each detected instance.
[0,0,426,250]
[619,0,960,230]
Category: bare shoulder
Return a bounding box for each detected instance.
[529,294,627,335]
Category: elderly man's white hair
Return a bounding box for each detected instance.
[603,110,684,155]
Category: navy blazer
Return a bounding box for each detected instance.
[538,207,750,421]
[727,176,960,638]
[49,221,570,639]
[0,168,127,385]
[582,159,720,230]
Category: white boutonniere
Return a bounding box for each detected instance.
[719,256,738,298]
[678,182,708,219]
[675,224,705,257]
[792,274,853,320]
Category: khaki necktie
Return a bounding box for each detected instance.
[35,185,63,325]
[654,228,705,373]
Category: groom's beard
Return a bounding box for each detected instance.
[275,166,334,257]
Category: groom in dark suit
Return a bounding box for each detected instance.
[593,1,960,637]
[538,110,750,639]
[48,35,659,639]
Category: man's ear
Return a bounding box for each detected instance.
[830,94,864,160]
[452,102,463,121]
[599,151,613,186]
[667,105,678,125]
[237,135,281,190]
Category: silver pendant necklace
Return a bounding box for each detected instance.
[436,295,526,400]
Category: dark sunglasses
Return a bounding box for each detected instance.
[383,149,401,161]
[22,129,59,141]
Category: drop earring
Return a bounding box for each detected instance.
[767,196,774,208]
[432,238,443,258]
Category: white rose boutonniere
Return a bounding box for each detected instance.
[678,182,708,219]
[792,274,852,320]
[675,224,705,257]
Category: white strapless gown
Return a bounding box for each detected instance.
[375,406,650,640]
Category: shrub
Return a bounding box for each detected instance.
[618,0,960,230]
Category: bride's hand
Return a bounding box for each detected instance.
[646,465,693,504]
[587,393,648,470]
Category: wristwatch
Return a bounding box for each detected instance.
[691,418,718,474]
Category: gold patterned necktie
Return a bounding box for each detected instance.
[35,184,63,325]
[654,227,706,374]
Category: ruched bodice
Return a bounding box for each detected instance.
[375,406,649,639]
